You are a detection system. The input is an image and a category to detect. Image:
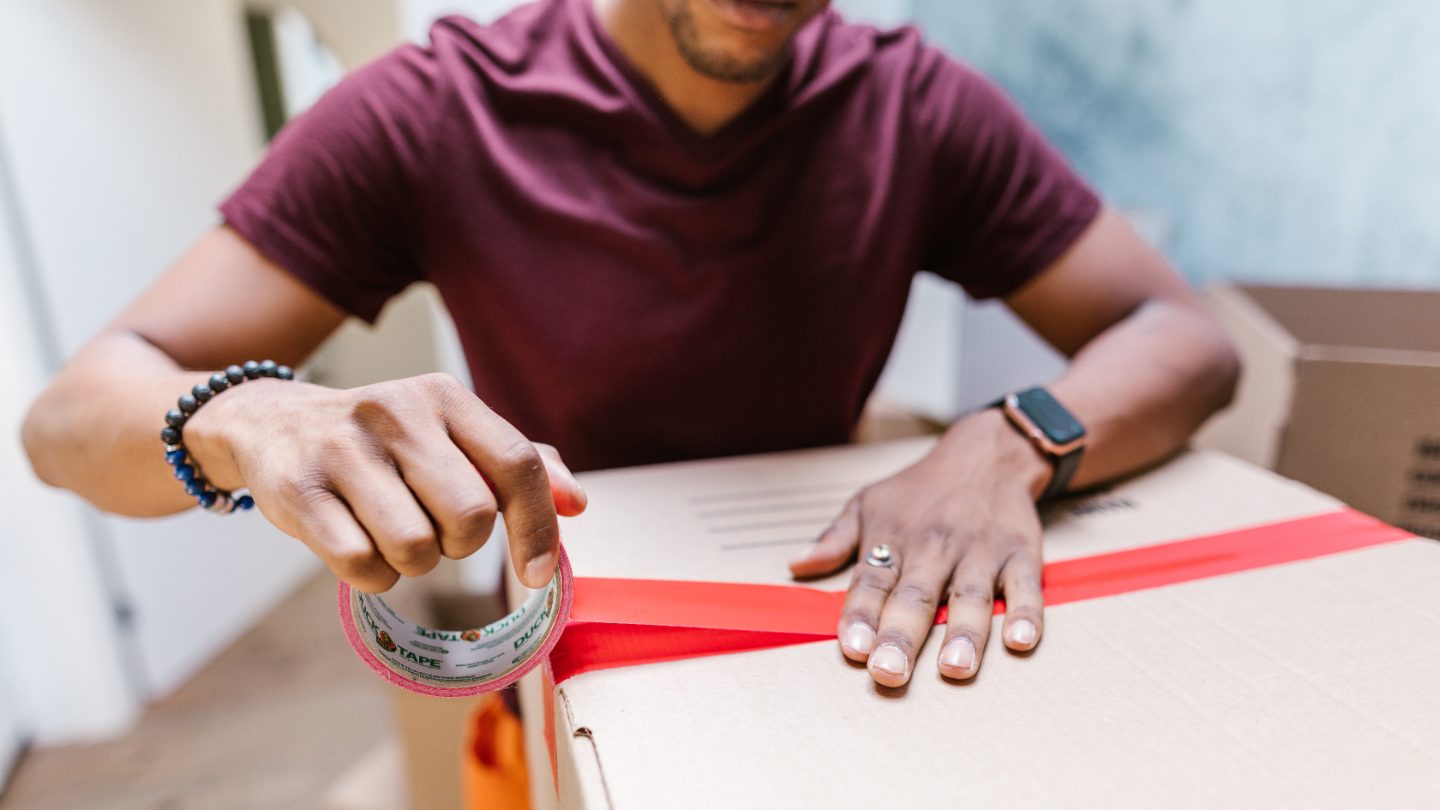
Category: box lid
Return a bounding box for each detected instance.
[1228,284,1440,365]
[543,441,1440,808]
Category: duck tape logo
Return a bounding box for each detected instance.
[509,585,558,664]
[376,630,397,652]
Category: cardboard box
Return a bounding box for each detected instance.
[1197,284,1440,537]
[512,438,1440,809]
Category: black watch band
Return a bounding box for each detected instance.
[1041,445,1084,501]
[991,387,1087,502]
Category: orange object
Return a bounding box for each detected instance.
[462,693,531,810]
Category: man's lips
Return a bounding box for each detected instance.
[709,0,801,32]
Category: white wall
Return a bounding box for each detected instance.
[0,0,320,722]
[0,131,137,742]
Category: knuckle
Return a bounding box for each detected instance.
[495,442,545,483]
[849,574,893,599]
[450,497,498,538]
[349,391,413,439]
[995,530,1032,552]
[917,523,954,549]
[418,371,464,394]
[1006,569,1044,592]
[949,581,994,605]
[278,473,331,510]
[889,582,939,611]
[386,524,438,563]
[518,519,559,551]
[1007,604,1044,622]
[332,547,381,580]
[840,606,878,628]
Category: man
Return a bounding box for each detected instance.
[22,0,1238,689]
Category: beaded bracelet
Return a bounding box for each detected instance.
[161,359,293,514]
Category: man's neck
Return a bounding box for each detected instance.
[593,0,780,136]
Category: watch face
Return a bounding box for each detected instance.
[1014,388,1085,445]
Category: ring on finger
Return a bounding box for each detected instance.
[865,543,896,568]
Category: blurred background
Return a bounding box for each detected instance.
[0,0,1435,808]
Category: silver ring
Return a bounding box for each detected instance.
[865,544,894,567]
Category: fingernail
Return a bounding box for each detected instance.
[869,644,908,677]
[524,552,555,588]
[790,544,822,566]
[940,637,977,673]
[1006,619,1038,647]
[842,623,875,655]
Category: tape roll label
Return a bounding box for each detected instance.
[349,574,563,690]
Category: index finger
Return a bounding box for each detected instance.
[440,388,558,588]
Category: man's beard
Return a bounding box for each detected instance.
[664,0,788,84]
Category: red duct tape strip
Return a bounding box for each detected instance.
[547,508,1415,684]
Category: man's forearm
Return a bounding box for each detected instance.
[1047,298,1239,490]
[22,330,215,517]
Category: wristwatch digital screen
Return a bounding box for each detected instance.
[999,387,1086,500]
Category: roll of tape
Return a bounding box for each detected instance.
[338,547,573,697]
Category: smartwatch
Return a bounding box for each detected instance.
[996,387,1087,501]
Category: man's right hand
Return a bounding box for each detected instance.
[183,371,585,593]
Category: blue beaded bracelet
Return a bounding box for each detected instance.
[161,360,293,514]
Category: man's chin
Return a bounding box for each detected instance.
[678,44,787,84]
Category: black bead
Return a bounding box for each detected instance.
[258,359,278,377]
[226,365,245,385]
[177,394,198,414]
[276,365,294,381]
[165,409,187,428]
[242,360,261,380]
[160,426,181,444]
[192,383,213,403]
[209,372,229,393]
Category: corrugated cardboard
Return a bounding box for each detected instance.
[512,438,1440,809]
[1197,284,1440,537]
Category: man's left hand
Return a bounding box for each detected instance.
[789,409,1054,687]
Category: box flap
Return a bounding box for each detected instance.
[1237,285,1440,357]
[1193,285,1300,468]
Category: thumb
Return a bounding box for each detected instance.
[536,443,587,517]
[789,498,861,579]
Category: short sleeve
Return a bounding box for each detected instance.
[912,49,1101,299]
[219,44,446,323]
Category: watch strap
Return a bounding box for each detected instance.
[1041,443,1083,501]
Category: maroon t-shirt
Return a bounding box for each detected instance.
[220,0,1099,471]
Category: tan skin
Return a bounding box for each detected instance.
[22,0,1239,687]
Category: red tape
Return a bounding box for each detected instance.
[548,508,1415,685]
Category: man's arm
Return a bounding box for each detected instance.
[23,228,346,515]
[790,207,1239,687]
[1008,207,1240,487]
[22,227,584,591]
